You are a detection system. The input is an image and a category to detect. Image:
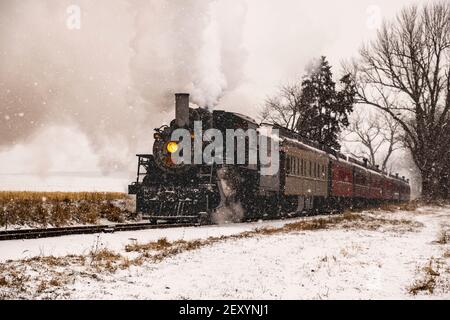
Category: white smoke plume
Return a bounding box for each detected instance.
[1,0,411,181]
[128,0,247,109]
[0,0,247,174]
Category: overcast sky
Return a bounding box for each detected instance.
[0,0,425,191]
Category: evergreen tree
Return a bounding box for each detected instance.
[295,56,355,150]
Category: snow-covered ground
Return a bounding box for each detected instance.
[0,218,300,262]
[0,205,449,299]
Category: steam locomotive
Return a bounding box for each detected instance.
[128,93,410,224]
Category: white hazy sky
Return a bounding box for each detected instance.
[0,0,425,191]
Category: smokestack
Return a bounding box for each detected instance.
[175,93,190,127]
[363,158,368,167]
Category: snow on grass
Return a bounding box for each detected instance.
[0,217,308,262]
[0,206,449,299]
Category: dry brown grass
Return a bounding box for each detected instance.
[284,213,361,231]
[125,238,208,262]
[0,276,9,286]
[417,198,450,207]
[378,201,419,212]
[90,248,121,262]
[125,237,172,252]
[25,255,71,267]
[89,248,122,272]
[34,274,67,295]
[283,212,422,233]
[435,229,449,245]
[409,277,437,295]
[99,203,126,223]
[0,191,127,202]
[409,259,441,295]
[0,191,133,228]
[0,264,31,295]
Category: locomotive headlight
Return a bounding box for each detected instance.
[166,141,178,153]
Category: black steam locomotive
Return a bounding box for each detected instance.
[128,93,410,224]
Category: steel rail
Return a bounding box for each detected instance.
[0,222,198,241]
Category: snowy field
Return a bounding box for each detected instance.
[0,205,449,299]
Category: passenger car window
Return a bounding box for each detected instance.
[286,156,291,174]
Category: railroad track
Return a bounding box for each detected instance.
[0,222,198,241]
[0,210,338,242]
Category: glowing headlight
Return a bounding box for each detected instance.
[166,141,178,153]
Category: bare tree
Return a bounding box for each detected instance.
[260,83,302,130]
[347,2,450,199]
[343,110,402,172]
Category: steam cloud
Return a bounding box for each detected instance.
[0,0,247,173]
[129,0,247,109]
[0,0,409,180]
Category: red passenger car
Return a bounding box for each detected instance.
[369,173,383,200]
[382,178,394,200]
[330,159,353,198]
[353,166,371,199]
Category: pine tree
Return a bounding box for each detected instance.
[295,56,355,150]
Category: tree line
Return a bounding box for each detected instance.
[260,1,449,200]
